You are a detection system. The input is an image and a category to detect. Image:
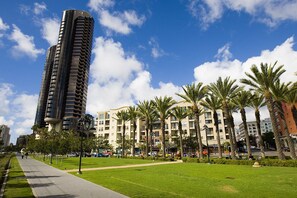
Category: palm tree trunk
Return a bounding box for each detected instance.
[150,124,153,156]
[122,123,125,157]
[178,121,183,159]
[145,126,149,157]
[255,110,265,158]
[132,121,136,157]
[223,105,236,159]
[241,109,252,157]
[161,120,166,158]
[230,114,238,154]
[291,105,297,128]
[266,97,285,160]
[213,111,222,158]
[194,112,203,159]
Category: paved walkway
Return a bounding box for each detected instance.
[17,156,128,198]
[65,160,183,173]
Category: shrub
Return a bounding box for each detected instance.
[182,156,297,167]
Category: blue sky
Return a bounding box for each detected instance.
[0,0,297,144]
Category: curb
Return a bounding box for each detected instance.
[0,158,11,197]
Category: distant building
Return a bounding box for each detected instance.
[0,125,10,147]
[16,135,29,148]
[35,10,94,132]
[238,118,272,141]
[95,101,230,152]
[282,103,297,135]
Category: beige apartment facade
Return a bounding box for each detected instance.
[95,101,230,153]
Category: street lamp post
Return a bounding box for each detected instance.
[204,125,210,164]
[77,115,93,174]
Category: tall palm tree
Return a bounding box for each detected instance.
[127,106,138,157]
[152,96,176,158]
[170,106,188,158]
[232,90,253,157]
[137,100,155,156]
[208,77,240,159]
[240,62,286,160]
[115,110,129,157]
[271,80,296,159]
[176,82,207,159]
[228,103,239,154]
[200,93,223,158]
[249,92,266,158]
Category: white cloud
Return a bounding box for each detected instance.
[40,17,60,46]
[215,43,232,61]
[0,17,9,31]
[0,17,9,44]
[0,83,38,144]
[33,2,47,15]
[149,38,166,59]
[19,4,30,15]
[122,10,146,26]
[88,0,145,35]
[12,94,38,119]
[188,0,224,29]
[9,24,45,59]
[99,10,132,34]
[194,36,297,85]
[189,0,297,28]
[90,37,143,83]
[0,84,14,115]
[194,36,297,124]
[99,10,145,35]
[87,37,181,115]
[88,0,115,12]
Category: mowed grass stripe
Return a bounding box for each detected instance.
[75,163,297,198]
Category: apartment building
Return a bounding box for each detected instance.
[238,118,272,140]
[95,101,229,152]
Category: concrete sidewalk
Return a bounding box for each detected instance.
[17,156,128,198]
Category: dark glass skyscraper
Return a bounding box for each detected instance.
[35,10,94,131]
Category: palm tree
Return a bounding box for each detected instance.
[176,82,207,159]
[170,106,188,158]
[127,106,138,157]
[152,96,176,158]
[228,103,239,154]
[240,62,286,160]
[232,90,252,157]
[249,92,266,158]
[271,80,296,159]
[115,110,129,157]
[208,77,240,159]
[137,100,155,156]
[200,94,223,158]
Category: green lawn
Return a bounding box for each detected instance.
[3,156,34,198]
[74,163,297,198]
[34,155,157,170]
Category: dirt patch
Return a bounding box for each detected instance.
[219,185,239,193]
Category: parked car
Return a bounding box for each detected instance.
[97,153,109,157]
[67,153,79,157]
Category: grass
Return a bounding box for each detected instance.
[33,155,157,170]
[3,156,34,198]
[73,163,297,198]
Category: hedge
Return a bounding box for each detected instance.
[182,157,297,167]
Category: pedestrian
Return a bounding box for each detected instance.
[25,152,28,159]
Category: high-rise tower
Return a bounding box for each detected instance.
[35,45,56,128]
[35,10,94,131]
